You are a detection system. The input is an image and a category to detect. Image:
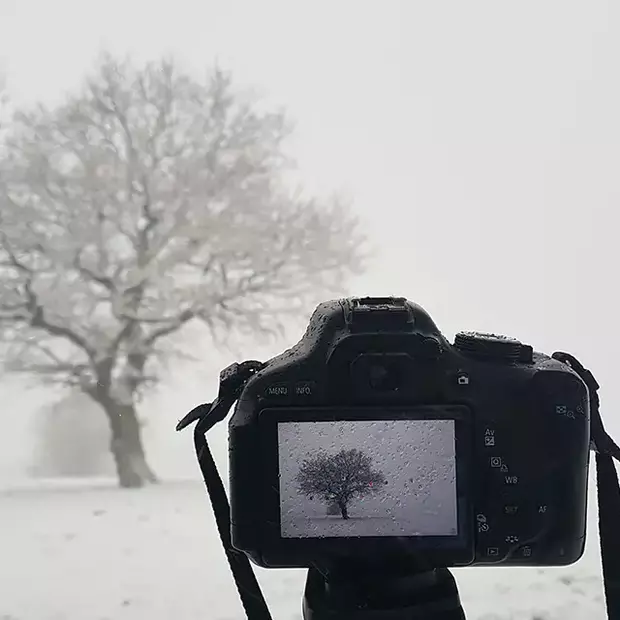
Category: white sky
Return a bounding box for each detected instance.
[1,0,620,473]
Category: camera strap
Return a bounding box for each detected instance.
[552,353,620,619]
[176,360,273,620]
[177,354,620,620]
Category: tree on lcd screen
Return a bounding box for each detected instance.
[295,448,387,519]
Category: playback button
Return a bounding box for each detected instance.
[484,546,500,558]
[479,543,508,562]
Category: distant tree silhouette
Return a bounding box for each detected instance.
[295,448,386,519]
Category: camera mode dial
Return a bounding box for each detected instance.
[454,331,524,361]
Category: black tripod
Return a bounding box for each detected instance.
[302,563,465,620]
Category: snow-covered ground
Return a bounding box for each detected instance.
[282,514,455,538]
[0,476,607,620]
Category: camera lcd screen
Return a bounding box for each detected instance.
[277,419,458,539]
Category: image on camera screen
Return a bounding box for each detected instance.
[277,419,458,538]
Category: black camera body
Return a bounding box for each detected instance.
[229,297,590,570]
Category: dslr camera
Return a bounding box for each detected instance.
[229,297,590,570]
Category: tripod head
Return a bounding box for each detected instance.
[303,563,465,620]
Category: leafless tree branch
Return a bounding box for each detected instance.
[0,53,368,407]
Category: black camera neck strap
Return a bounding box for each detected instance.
[176,360,273,620]
[177,354,620,620]
[552,353,620,619]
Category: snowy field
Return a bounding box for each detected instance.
[282,514,454,538]
[0,477,607,620]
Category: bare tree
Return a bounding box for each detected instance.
[0,55,367,487]
[296,448,386,519]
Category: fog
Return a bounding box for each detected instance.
[0,1,618,618]
[2,0,619,476]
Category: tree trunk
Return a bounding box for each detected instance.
[339,501,349,520]
[102,400,157,488]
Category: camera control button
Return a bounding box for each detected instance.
[264,383,290,399]
[294,381,316,397]
[476,512,494,534]
[531,502,553,533]
[455,371,470,387]
[502,503,520,516]
[483,427,496,447]
[513,543,536,560]
[478,543,508,562]
[454,331,522,361]
[502,472,520,486]
[489,456,503,468]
